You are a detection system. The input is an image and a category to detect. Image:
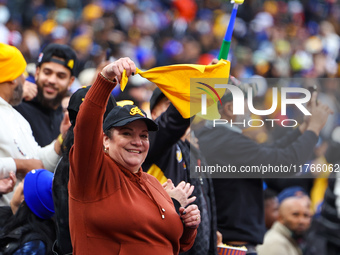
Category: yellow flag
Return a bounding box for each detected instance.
[121,60,230,119]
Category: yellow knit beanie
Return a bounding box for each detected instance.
[0,43,27,84]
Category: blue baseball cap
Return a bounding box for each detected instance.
[277,186,307,204]
[24,169,55,219]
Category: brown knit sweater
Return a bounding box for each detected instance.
[69,74,196,255]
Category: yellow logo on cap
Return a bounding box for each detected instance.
[130,106,144,117]
[67,59,74,69]
[117,100,134,107]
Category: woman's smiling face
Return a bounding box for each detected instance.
[103,120,149,173]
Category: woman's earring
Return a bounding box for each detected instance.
[104,147,109,153]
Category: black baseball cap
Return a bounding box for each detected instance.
[37,43,77,75]
[68,86,117,126]
[103,105,158,132]
[149,87,165,112]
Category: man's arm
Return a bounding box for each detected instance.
[266,92,331,149]
[35,112,70,172]
[14,159,44,174]
[238,92,332,167]
[36,141,60,172]
[0,158,44,180]
[0,139,60,177]
[146,104,191,162]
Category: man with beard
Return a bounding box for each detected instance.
[257,196,312,255]
[15,43,77,146]
[0,43,65,206]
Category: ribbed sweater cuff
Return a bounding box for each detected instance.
[86,73,118,107]
[180,227,197,245]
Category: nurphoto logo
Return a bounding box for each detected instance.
[193,78,312,129]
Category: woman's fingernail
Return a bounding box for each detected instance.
[182,211,186,215]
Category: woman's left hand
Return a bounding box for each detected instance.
[101,57,136,83]
[179,204,201,229]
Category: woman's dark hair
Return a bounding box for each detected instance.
[1,201,56,255]
[55,125,75,184]
[104,127,114,139]
[52,125,74,254]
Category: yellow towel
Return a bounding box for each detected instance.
[120,60,230,119]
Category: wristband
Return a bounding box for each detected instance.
[57,134,63,145]
[100,72,118,83]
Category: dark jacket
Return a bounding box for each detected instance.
[319,174,340,241]
[177,140,218,255]
[143,105,218,255]
[304,172,340,255]
[15,98,63,147]
[52,155,72,255]
[144,104,191,185]
[195,122,318,245]
[0,205,55,255]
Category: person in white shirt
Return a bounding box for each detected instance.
[0,43,68,206]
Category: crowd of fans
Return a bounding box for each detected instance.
[1,0,339,75]
[1,0,340,122]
